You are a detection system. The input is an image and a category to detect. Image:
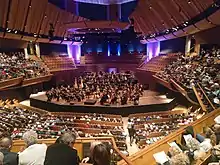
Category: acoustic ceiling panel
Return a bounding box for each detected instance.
[4,33,22,40]
[183,25,200,34]
[195,19,215,30]
[163,33,176,40]
[173,29,186,37]
[155,36,166,41]
[208,9,220,25]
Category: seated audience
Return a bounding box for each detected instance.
[156,47,220,108]
[44,132,79,165]
[0,52,49,82]
[0,137,18,165]
[19,130,47,165]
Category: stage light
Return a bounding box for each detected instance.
[108,43,110,56]
[14,30,17,34]
[64,37,67,41]
[117,43,121,56]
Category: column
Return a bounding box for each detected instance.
[146,41,160,62]
[67,42,82,64]
[194,43,200,55]
[24,48,29,59]
[108,4,120,21]
[35,43,41,57]
[185,35,192,56]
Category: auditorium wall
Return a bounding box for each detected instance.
[0,38,27,52]
[160,37,186,53]
[81,40,146,55]
[39,43,68,55]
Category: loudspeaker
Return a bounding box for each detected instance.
[84,99,97,105]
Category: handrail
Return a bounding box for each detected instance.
[170,79,199,105]
[197,83,216,111]
[192,86,207,112]
[153,75,178,92]
[13,136,133,165]
[0,76,23,91]
[118,108,220,165]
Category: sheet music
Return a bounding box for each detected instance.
[168,141,182,152]
[153,151,169,164]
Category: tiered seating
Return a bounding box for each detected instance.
[0,52,50,81]
[138,53,180,72]
[42,54,76,72]
[128,109,197,149]
[0,105,127,154]
[156,48,220,109]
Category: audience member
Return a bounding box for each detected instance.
[44,132,79,165]
[92,143,111,165]
[19,130,47,165]
[0,137,18,165]
[0,152,4,165]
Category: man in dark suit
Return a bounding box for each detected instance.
[0,137,18,165]
[44,132,79,165]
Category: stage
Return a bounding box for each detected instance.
[30,91,177,116]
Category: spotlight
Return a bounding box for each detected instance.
[14,30,17,34]
[188,0,191,4]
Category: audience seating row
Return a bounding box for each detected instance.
[41,54,76,72]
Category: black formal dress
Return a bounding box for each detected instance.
[0,149,18,165]
[44,143,79,165]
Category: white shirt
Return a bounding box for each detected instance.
[19,143,47,165]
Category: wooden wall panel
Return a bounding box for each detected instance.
[4,33,22,40]
[0,0,9,28]
[130,0,215,37]
[173,29,185,37]
[30,0,47,34]
[155,36,166,41]
[208,10,220,25]
[195,19,215,30]
[183,25,200,34]
[40,4,59,36]
[163,33,176,40]
[7,0,19,30]
[14,0,30,31]
[22,36,36,42]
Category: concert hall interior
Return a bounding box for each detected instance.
[0,0,220,165]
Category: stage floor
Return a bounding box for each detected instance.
[30,91,176,116]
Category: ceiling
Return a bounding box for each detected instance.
[131,0,220,42]
[0,0,220,44]
[72,0,136,5]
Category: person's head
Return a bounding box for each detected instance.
[168,146,182,157]
[92,143,111,165]
[170,153,190,165]
[90,141,102,155]
[59,132,76,147]
[22,130,38,147]
[0,152,4,165]
[0,137,13,151]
